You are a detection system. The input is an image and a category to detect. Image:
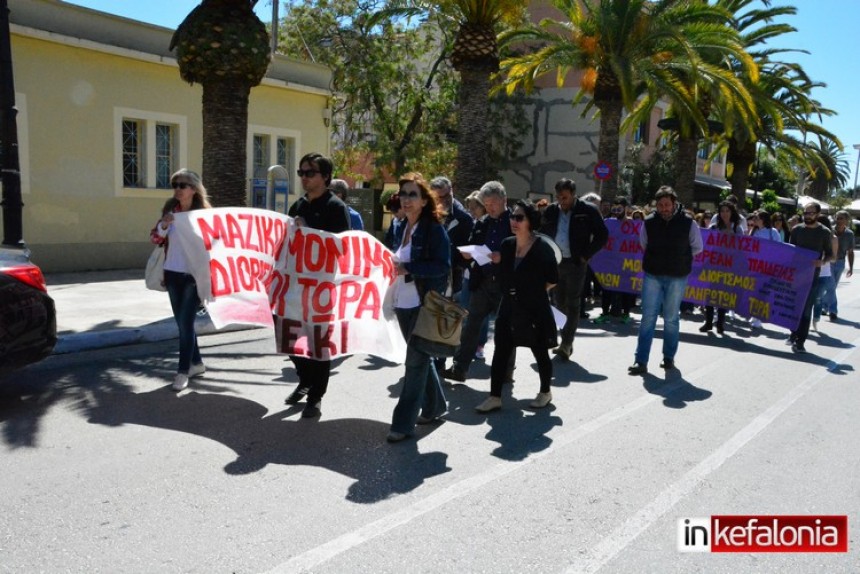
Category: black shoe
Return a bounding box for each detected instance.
[698,322,713,333]
[660,358,675,370]
[301,401,321,418]
[716,322,724,334]
[829,313,838,322]
[285,386,310,405]
[442,367,466,382]
[628,362,648,375]
[791,342,806,354]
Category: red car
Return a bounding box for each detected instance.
[0,246,57,375]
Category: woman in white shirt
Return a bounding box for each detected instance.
[150,169,212,391]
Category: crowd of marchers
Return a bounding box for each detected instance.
[150,152,854,444]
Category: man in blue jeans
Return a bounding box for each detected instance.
[628,186,703,375]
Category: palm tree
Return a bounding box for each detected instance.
[440,0,525,193]
[170,0,271,206]
[500,0,746,198]
[806,137,850,199]
[711,0,840,204]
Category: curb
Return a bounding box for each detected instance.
[53,316,260,355]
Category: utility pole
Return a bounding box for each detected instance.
[0,0,24,247]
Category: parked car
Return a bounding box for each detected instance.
[0,246,57,375]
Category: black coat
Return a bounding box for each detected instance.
[495,236,559,348]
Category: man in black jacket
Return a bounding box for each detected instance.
[284,152,351,418]
[539,178,608,360]
[628,186,703,375]
[443,181,512,382]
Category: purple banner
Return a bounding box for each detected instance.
[589,219,819,331]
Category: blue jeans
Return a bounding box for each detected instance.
[813,275,835,321]
[165,270,202,374]
[830,260,846,315]
[634,273,687,365]
[391,307,447,435]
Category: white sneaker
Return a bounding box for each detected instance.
[475,396,502,413]
[530,391,552,409]
[475,346,485,360]
[189,363,206,377]
[811,320,818,332]
[750,318,762,328]
[172,374,189,391]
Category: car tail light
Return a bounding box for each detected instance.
[1,264,48,292]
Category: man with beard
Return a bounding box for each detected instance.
[628,186,703,375]
[787,201,834,353]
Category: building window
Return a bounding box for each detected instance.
[277,137,288,168]
[698,143,710,160]
[155,124,176,189]
[633,121,648,144]
[115,108,187,194]
[122,120,144,187]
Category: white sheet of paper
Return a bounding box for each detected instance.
[457,244,493,266]
[551,305,567,329]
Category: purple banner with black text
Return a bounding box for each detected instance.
[589,219,819,331]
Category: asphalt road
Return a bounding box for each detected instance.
[2,280,859,573]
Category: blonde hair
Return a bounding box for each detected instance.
[167,168,212,212]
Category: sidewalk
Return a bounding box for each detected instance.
[46,269,239,355]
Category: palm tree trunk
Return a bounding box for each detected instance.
[596,98,622,199]
[674,136,698,207]
[202,81,251,206]
[727,140,755,206]
[456,68,491,194]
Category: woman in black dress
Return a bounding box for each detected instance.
[475,200,558,412]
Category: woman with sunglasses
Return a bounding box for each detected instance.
[772,213,789,242]
[150,168,212,391]
[387,173,451,443]
[475,200,559,413]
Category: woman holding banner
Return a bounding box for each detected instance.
[150,168,213,391]
[387,173,451,443]
[700,200,743,334]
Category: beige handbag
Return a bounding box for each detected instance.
[144,246,167,292]
[409,290,468,357]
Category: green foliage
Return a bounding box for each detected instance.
[749,153,796,198]
[279,0,459,178]
[623,143,676,206]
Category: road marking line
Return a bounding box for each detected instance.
[562,336,860,574]
[262,334,858,574]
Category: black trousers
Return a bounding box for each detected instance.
[292,356,331,404]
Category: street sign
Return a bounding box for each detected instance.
[594,161,612,181]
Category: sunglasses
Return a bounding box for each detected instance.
[296,169,320,178]
[398,190,421,199]
[172,182,193,190]
[510,213,527,222]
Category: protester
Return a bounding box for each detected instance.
[749,209,781,241]
[429,177,474,375]
[787,201,834,353]
[830,210,855,321]
[460,191,490,360]
[711,194,747,230]
[700,200,743,334]
[330,179,364,231]
[284,152,351,418]
[772,213,789,242]
[594,196,635,324]
[383,194,405,250]
[628,186,703,375]
[538,178,608,361]
[475,200,558,413]
[387,173,451,443]
[811,215,838,332]
[150,168,212,391]
[443,181,513,383]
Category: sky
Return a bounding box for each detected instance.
[63,0,860,190]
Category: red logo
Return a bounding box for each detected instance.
[678,516,848,553]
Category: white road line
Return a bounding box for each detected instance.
[563,336,860,574]
[262,358,729,574]
[262,333,858,574]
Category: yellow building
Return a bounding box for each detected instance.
[8,0,332,272]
